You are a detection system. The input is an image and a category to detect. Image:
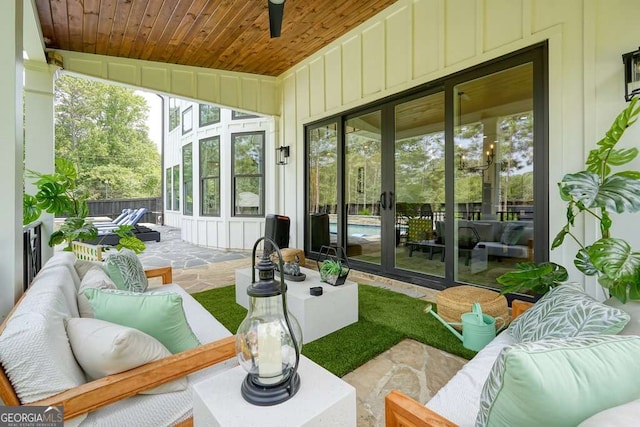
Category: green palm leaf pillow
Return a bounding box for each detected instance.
[508,282,629,342]
[105,248,149,293]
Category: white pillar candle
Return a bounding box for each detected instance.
[257,322,283,384]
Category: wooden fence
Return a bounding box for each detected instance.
[87,197,163,224]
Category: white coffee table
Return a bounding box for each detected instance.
[192,356,356,426]
[235,266,358,343]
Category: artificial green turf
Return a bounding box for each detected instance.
[192,284,476,377]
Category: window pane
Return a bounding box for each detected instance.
[232,132,264,217]
[233,134,263,175]
[395,93,445,278]
[202,178,220,216]
[169,98,179,131]
[199,104,220,127]
[453,63,534,288]
[232,110,259,120]
[345,111,381,264]
[200,136,220,217]
[165,168,172,210]
[172,165,180,211]
[182,144,193,216]
[182,107,193,134]
[308,123,338,252]
[234,177,262,216]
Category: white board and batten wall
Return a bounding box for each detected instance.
[163,102,278,250]
[278,0,640,297]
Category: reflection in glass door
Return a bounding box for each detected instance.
[307,122,338,253]
[345,111,382,265]
[454,63,535,286]
[394,93,445,277]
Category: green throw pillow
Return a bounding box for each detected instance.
[507,282,630,342]
[476,335,640,427]
[104,248,148,293]
[83,288,200,354]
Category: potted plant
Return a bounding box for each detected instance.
[497,97,640,303]
[317,246,350,286]
[24,158,145,253]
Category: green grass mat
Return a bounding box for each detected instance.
[193,284,476,377]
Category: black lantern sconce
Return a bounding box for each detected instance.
[276,145,290,166]
[234,237,302,406]
[623,47,640,102]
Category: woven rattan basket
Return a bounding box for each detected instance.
[436,285,509,330]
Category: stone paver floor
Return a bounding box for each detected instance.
[137,224,466,427]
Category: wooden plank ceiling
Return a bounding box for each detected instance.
[35,0,398,77]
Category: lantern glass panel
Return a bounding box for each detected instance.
[236,295,301,386]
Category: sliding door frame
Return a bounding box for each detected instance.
[304,42,548,296]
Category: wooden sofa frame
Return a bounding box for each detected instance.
[385,299,535,427]
[0,266,236,426]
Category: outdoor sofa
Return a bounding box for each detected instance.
[0,252,236,426]
[385,282,640,426]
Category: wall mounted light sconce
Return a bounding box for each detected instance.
[623,47,640,101]
[459,144,495,172]
[276,145,290,166]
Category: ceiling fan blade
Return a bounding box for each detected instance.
[268,0,285,38]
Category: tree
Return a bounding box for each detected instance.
[54,75,161,199]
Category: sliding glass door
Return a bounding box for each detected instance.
[453,63,536,286]
[394,92,445,278]
[345,111,382,265]
[305,43,547,293]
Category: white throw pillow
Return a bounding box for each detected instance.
[65,318,187,394]
[75,259,104,280]
[77,266,117,318]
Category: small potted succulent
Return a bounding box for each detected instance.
[317,246,350,286]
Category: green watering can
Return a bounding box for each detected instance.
[425,302,505,352]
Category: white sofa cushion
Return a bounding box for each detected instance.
[578,397,640,427]
[66,318,187,394]
[0,271,85,403]
[425,331,516,426]
[78,286,237,426]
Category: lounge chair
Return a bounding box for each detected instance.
[95,208,148,232]
[85,208,161,245]
[91,208,133,228]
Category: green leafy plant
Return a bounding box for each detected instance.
[499,98,640,302]
[107,225,146,254]
[497,262,568,295]
[24,158,146,253]
[24,158,97,249]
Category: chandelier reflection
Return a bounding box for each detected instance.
[458,144,495,172]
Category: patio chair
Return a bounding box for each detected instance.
[91,208,133,227]
[95,208,148,232]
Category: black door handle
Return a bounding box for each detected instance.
[379,192,387,210]
[389,191,394,210]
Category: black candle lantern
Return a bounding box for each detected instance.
[235,237,302,406]
[622,47,640,102]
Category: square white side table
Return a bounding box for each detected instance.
[235,266,358,343]
[192,356,356,427]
